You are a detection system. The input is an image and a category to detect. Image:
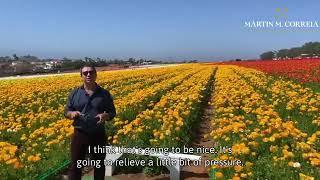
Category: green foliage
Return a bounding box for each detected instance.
[260,51,275,60]
[261,41,320,60]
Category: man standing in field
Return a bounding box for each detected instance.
[65,64,116,180]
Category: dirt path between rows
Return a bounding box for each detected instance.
[180,102,215,180]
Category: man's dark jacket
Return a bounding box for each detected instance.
[64,84,116,133]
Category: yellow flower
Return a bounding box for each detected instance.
[5,158,18,165]
[288,161,294,167]
[299,173,314,180]
[13,161,23,169]
[283,149,294,158]
[112,139,118,144]
[240,173,247,178]
[234,165,243,172]
[269,145,278,153]
[165,129,171,136]
[27,154,41,162]
[245,162,253,170]
[269,136,276,142]
[215,172,224,179]
[232,176,241,180]
[248,141,259,148]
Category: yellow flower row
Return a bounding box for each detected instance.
[233,66,320,167]
[209,65,318,179]
[112,66,214,146]
[0,66,184,135]
[113,66,200,113]
[19,66,194,153]
[0,64,205,176]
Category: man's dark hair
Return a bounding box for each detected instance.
[80,63,97,76]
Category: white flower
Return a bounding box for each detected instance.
[293,162,301,168]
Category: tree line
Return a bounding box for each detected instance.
[260,42,320,60]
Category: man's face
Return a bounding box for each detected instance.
[81,66,97,84]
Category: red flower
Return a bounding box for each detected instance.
[218,58,320,83]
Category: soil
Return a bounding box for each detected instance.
[180,105,215,180]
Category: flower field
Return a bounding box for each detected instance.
[0,63,319,179]
[0,64,215,179]
[209,66,319,179]
[221,58,320,83]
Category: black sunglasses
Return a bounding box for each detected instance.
[82,70,96,76]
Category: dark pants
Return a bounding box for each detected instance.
[69,129,107,180]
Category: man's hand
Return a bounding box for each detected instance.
[96,111,110,124]
[68,111,81,119]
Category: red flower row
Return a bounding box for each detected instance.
[219,58,320,83]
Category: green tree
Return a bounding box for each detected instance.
[276,49,290,59]
[287,47,301,58]
[302,42,320,56]
[260,51,275,60]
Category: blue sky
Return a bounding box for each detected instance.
[0,0,319,61]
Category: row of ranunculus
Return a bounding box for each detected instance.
[0,64,204,178]
[113,66,215,147]
[109,66,215,173]
[0,66,183,136]
[208,66,318,179]
[220,59,320,83]
[0,65,186,152]
[233,66,320,169]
